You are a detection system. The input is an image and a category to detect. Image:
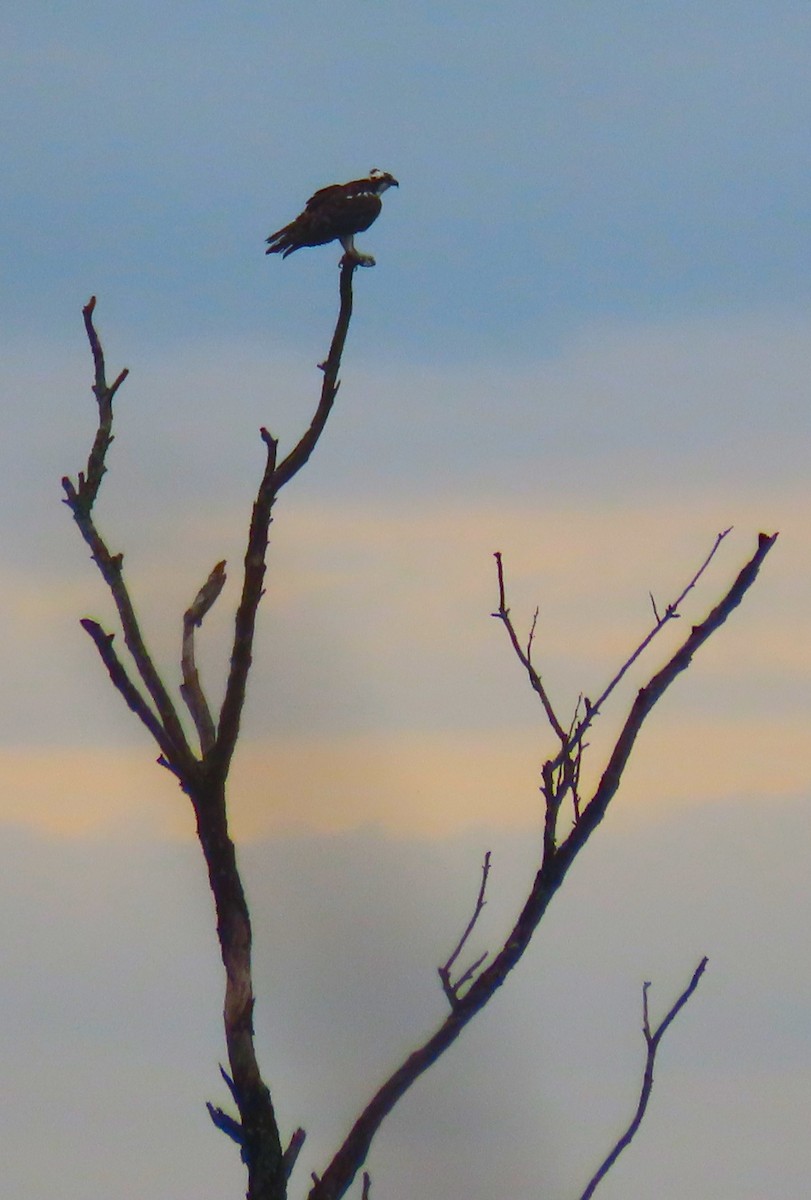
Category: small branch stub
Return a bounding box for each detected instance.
[181,560,227,754]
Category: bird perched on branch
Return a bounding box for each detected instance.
[265,169,399,266]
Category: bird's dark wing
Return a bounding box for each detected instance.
[304,176,376,208]
[319,191,383,237]
[266,191,382,257]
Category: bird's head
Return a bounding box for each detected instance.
[368,168,399,194]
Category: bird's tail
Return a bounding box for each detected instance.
[265,223,300,257]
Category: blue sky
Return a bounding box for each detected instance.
[5,3,811,352]
[1,4,810,1198]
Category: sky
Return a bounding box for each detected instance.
[1,3,810,1197]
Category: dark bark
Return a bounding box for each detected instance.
[66,262,359,1200]
[309,532,776,1200]
[65,275,776,1200]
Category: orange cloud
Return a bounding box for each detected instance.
[226,714,810,839]
[2,480,805,843]
[0,747,188,839]
[1,702,806,844]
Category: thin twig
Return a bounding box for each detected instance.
[578,957,709,1200]
[568,532,777,850]
[206,1101,244,1148]
[438,851,492,1005]
[558,528,733,766]
[527,606,539,660]
[491,552,567,742]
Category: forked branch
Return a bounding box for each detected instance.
[308,534,774,1200]
[560,526,733,762]
[214,257,358,775]
[67,260,360,1200]
[63,302,195,777]
[566,531,777,854]
[578,957,709,1200]
[438,851,492,1006]
[67,273,775,1200]
[73,295,129,514]
[492,551,567,741]
[494,528,748,851]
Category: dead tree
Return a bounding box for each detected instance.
[63,268,777,1200]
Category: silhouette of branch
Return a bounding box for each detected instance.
[283,1128,307,1180]
[308,534,775,1200]
[79,618,180,771]
[68,266,361,1200]
[207,1101,245,1149]
[63,300,195,776]
[491,551,567,741]
[210,427,277,774]
[214,258,358,776]
[566,532,777,852]
[578,957,708,1200]
[274,257,357,491]
[70,295,129,514]
[438,851,491,1006]
[180,560,227,755]
[558,527,733,764]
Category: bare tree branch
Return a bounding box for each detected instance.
[438,851,491,1006]
[491,551,567,742]
[63,495,194,770]
[79,618,180,770]
[563,531,778,855]
[559,527,733,760]
[308,534,776,1200]
[211,427,278,775]
[64,300,196,775]
[273,257,357,491]
[68,266,361,1200]
[181,560,227,754]
[213,259,358,778]
[72,295,129,514]
[578,957,709,1200]
[283,1128,307,1181]
[67,271,775,1200]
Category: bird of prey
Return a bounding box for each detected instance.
[265,169,399,266]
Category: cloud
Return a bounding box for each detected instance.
[0,747,188,838]
[3,695,805,844]
[1,471,803,841]
[1,306,806,843]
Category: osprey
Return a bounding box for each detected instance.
[265,169,399,266]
